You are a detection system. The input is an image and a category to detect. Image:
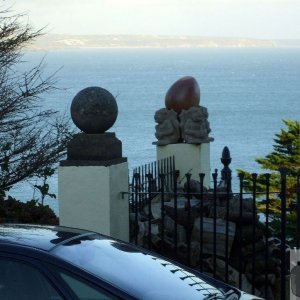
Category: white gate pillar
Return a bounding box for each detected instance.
[157,143,210,188]
[58,87,129,242]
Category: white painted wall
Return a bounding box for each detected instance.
[157,143,211,188]
[58,162,129,242]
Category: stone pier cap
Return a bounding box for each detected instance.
[61,86,126,166]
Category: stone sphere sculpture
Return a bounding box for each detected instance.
[71,87,118,134]
[165,76,200,113]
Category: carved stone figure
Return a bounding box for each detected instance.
[179,106,214,144]
[154,108,180,145]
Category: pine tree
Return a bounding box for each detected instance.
[238,120,300,245]
[257,120,300,174]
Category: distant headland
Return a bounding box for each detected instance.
[27,34,300,50]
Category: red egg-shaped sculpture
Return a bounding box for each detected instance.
[165,76,200,113]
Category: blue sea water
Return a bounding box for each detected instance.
[11,48,300,215]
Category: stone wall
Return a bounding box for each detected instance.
[130,178,281,299]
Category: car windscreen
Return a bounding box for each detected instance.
[51,234,236,300]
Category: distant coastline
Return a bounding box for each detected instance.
[27,34,300,50]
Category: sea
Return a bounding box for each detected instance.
[9,47,300,215]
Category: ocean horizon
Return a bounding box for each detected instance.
[10,47,300,215]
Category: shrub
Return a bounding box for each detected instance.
[0,197,58,225]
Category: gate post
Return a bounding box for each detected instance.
[154,77,213,188]
[58,87,129,242]
[157,143,211,187]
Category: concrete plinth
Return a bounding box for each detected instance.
[58,161,129,242]
[157,143,210,188]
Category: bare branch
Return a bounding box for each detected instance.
[0,8,74,191]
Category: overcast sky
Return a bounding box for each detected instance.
[5,0,300,39]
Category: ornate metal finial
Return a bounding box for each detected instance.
[221,146,231,167]
[219,146,232,191]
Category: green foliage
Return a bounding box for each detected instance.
[238,120,300,246]
[33,166,56,206]
[264,208,298,244]
[238,119,300,194]
[256,120,300,175]
[0,197,58,225]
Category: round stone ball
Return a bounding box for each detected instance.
[165,76,200,113]
[71,87,118,134]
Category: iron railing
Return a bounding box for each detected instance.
[126,147,300,300]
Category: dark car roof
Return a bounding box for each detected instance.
[0,224,241,299]
[0,224,92,251]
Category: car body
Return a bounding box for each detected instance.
[0,224,261,299]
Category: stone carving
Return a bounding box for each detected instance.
[71,86,118,134]
[68,86,124,162]
[154,76,214,145]
[154,108,180,145]
[179,106,214,144]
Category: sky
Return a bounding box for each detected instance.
[4,0,300,39]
